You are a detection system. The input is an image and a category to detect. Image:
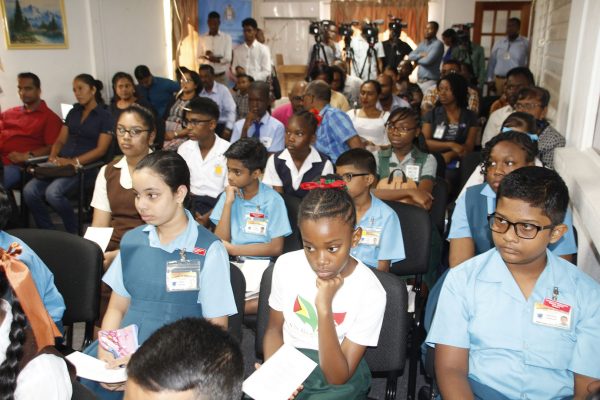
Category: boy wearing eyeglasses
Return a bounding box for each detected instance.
[177,97,230,226]
[335,148,404,272]
[427,166,600,400]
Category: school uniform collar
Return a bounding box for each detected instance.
[143,209,198,253]
[198,134,226,162]
[277,145,322,166]
[358,194,385,226]
[243,181,268,206]
[480,183,496,198]
[113,150,153,189]
[258,112,271,125]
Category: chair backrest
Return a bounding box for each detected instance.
[255,264,275,359]
[228,263,246,343]
[430,177,449,237]
[458,151,483,193]
[8,229,103,326]
[384,201,431,276]
[282,194,303,253]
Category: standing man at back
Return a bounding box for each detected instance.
[0,72,62,189]
[231,18,272,82]
[197,11,232,85]
[486,18,529,96]
[408,21,444,92]
[134,65,180,118]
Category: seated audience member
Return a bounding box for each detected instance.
[333,60,362,107]
[162,67,201,150]
[397,60,415,92]
[376,73,410,113]
[336,150,405,272]
[0,72,62,190]
[23,74,113,234]
[482,66,535,146]
[373,107,436,210]
[233,73,254,121]
[91,104,155,269]
[125,318,243,400]
[303,80,363,163]
[405,83,424,114]
[347,80,390,153]
[264,182,386,398]
[0,247,70,399]
[513,86,565,169]
[421,59,479,115]
[382,66,402,96]
[330,65,349,101]
[210,138,291,313]
[271,80,307,128]
[428,167,600,400]
[231,18,271,82]
[133,65,180,118]
[309,64,351,112]
[449,131,577,268]
[198,65,236,139]
[262,110,333,198]
[178,97,230,226]
[0,186,65,326]
[230,81,285,153]
[83,151,236,398]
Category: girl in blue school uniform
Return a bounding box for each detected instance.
[83,151,237,399]
[427,167,600,399]
[335,149,405,272]
[264,179,387,399]
[210,137,291,314]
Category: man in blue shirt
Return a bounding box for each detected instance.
[408,21,444,92]
[198,65,236,139]
[302,80,363,163]
[134,65,180,118]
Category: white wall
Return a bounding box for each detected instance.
[0,0,169,115]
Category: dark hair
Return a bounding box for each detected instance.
[224,137,268,172]
[502,112,536,134]
[506,67,535,85]
[361,80,382,95]
[331,65,346,89]
[135,151,190,197]
[336,148,377,175]
[517,86,550,108]
[442,59,461,69]
[0,187,12,230]
[248,81,270,101]
[298,174,356,227]
[17,72,40,89]
[118,104,157,134]
[508,17,521,27]
[111,72,137,102]
[176,67,201,96]
[183,97,220,122]
[207,11,220,20]
[481,130,538,176]
[242,18,258,30]
[289,109,318,136]
[236,73,254,83]
[309,64,333,84]
[428,21,440,31]
[199,64,215,76]
[385,107,427,151]
[305,80,331,102]
[442,28,457,41]
[134,65,151,80]
[75,73,104,104]
[127,318,243,400]
[438,73,468,109]
[383,65,398,76]
[497,166,568,225]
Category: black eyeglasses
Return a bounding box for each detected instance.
[290,95,304,102]
[116,126,150,137]
[341,172,369,183]
[488,213,554,239]
[182,118,213,128]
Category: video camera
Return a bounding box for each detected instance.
[452,23,474,45]
[388,17,407,38]
[309,20,333,42]
[362,20,383,45]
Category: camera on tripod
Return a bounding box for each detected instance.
[388,17,407,39]
[309,20,332,42]
[453,23,474,45]
[362,21,383,45]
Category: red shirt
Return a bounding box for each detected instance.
[0,100,62,165]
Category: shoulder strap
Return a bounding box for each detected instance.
[377,148,393,179]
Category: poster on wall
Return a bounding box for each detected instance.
[198,0,251,46]
[1,0,68,49]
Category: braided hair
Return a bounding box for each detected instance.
[480,130,538,176]
[386,107,428,152]
[298,174,356,228]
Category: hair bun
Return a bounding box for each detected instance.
[95,79,104,91]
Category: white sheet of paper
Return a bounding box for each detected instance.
[236,259,270,297]
[84,227,114,252]
[60,103,74,120]
[66,351,127,383]
[243,344,317,400]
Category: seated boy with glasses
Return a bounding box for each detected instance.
[177,97,230,226]
[427,166,600,400]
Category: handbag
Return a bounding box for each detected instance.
[29,163,77,179]
[269,67,282,100]
[376,168,417,190]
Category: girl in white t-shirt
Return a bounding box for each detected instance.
[264,176,387,399]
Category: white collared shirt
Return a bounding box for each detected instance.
[231,40,272,81]
[262,146,334,190]
[91,155,136,213]
[197,30,233,75]
[177,134,231,198]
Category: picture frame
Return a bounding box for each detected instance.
[1,0,68,49]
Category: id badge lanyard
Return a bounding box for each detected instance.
[165,248,202,292]
[531,266,572,330]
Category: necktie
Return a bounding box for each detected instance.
[252,121,262,138]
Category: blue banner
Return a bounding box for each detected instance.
[198,0,252,46]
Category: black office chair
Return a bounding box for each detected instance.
[228,263,246,343]
[8,228,103,349]
[430,177,449,237]
[458,151,483,194]
[282,193,303,253]
[254,266,409,400]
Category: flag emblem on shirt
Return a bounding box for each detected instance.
[293,295,346,331]
[193,247,206,256]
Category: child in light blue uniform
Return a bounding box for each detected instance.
[335,149,404,272]
[427,167,600,400]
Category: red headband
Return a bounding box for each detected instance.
[300,178,346,190]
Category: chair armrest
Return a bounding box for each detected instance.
[23,155,50,166]
[81,160,106,171]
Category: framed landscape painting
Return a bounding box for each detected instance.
[1,0,68,49]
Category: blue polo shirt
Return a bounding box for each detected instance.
[136,76,180,118]
[426,249,600,399]
[350,194,405,268]
[210,182,291,259]
[60,103,113,158]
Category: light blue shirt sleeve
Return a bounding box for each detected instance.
[548,208,577,256]
[102,252,131,298]
[569,275,600,379]
[209,192,226,225]
[408,42,425,61]
[377,208,405,263]
[221,88,237,130]
[418,40,443,67]
[268,120,285,152]
[448,192,472,239]
[198,241,237,318]
[230,119,243,144]
[266,192,292,238]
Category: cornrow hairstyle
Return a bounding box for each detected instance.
[386,107,428,152]
[289,109,318,136]
[480,130,538,176]
[0,270,27,400]
[298,174,356,228]
[118,103,157,134]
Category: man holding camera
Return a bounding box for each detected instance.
[307,21,342,67]
[382,19,413,71]
[408,21,444,92]
[350,23,385,81]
